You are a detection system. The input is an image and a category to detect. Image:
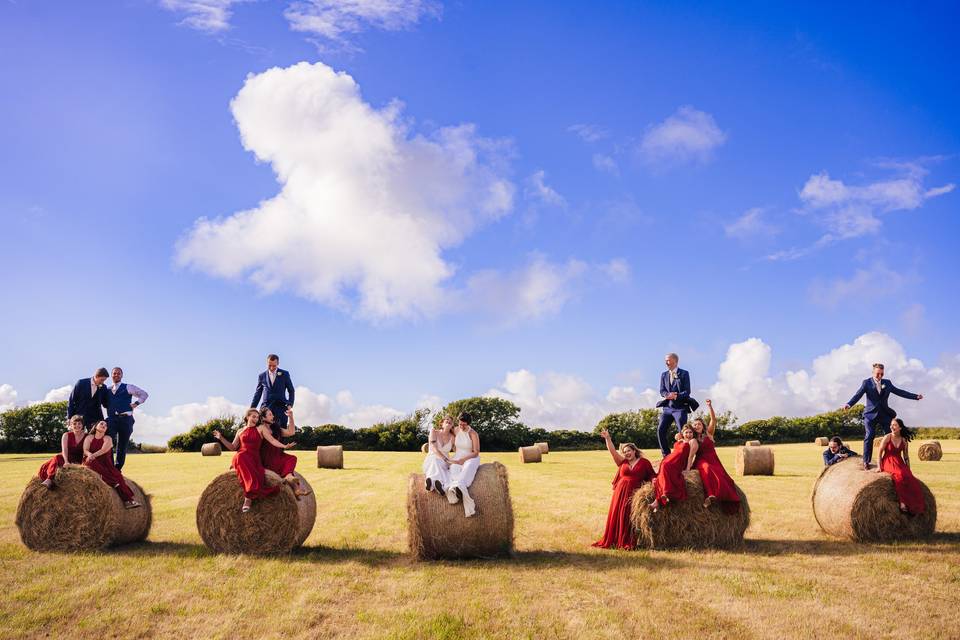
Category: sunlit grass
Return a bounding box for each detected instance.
[1,441,957,639]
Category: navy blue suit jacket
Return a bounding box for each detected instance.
[251,369,295,409]
[846,378,919,421]
[656,369,692,410]
[823,446,858,466]
[67,378,108,426]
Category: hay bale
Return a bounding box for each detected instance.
[407,462,514,560]
[745,440,761,447]
[316,445,344,469]
[917,441,942,462]
[736,446,774,476]
[815,437,830,446]
[519,446,542,463]
[535,441,549,454]
[629,470,750,549]
[420,443,429,454]
[195,470,316,554]
[811,457,936,542]
[201,442,222,456]
[15,465,152,552]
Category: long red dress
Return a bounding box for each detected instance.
[593,458,655,549]
[653,440,690,506]
[37,431,86,481]
[695,437,741,514]
[261,439,297,478]
[84,436,134,501]
[234,427,280,500]
[879,438,925,515]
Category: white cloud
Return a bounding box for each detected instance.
[159,0,244,32]
[284,0,441,44]
[40,385,72,403]
[568,123,609,143]
[592,153,619,175]
[525,170,566,207]
[0,384,17,412]
[135,396,249,444]
[807,265,911,309]
[639,106,727,167]
[176,62,515,321]
[724,207,778,240]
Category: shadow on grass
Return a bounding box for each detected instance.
[744,532,960,556]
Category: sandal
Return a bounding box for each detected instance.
[241,499,252,513]
[703,496,716,509]
[124,501,141,509]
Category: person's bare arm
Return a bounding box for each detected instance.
[875,434,891,472]
[903,441,911,469]
[706,399,717,438]
[685,440,699,471]
[278,409,297,437]
[90,436,113,460]
[600,429,625,465]
[82,436,92,460]
[213,429,238,451]
[60,432,70,462]
[259,426,295,449]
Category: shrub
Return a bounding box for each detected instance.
[0,401,69,453]
[433,397,529,450]
[592,409,661,449]
[167,416,239,452]
[355,409,430,451]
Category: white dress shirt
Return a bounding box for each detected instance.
[90,378,99,397]
[268,370,277,386]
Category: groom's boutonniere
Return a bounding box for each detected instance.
[277,371,282,377]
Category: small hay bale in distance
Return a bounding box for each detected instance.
[407,462,514,560]
[201,442,222,456]
[811,457,936,542]
[518,446,542,464]
[736,446,774,476]
[917,441,942,461]
[420,443,429,454]
[195,470,316,554]
[15,465,152,552]
[535,441,549,454]
[316,445,344,469]
[745,440,761,447]
[815,437,830,446]
[629,470,750,549]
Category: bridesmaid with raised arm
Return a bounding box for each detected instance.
[650,424,698,512]
[691,399,741,514]
[213,408,292,512]
[38,415,87,489]
[83,420,141,509]
[422,414,455,495]
[592,429,655,549]
[877,418,925,515]
[259,407,310,498]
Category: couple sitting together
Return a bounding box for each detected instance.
[421,412,481,517]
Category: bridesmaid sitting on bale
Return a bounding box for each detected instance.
[83,420,141,509]
[690,399,741,513]
[423,414,455,495]
[259,407,310,498]
[38,415,87,489]
[214,408,294,512]
[592,429,654,549]
[650,424,698,512]
[877,418,925,516]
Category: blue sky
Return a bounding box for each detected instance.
[2,1,959,442]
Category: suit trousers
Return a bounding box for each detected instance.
[657,408,688,455]
[862,413,892,465]
[106,415,134,471]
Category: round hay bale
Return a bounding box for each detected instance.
[736,446,774,476]
[811,457,936,542]
[745,440,761,447]
[917,442,942,462]
[420,443,429,454]
[195,470,316,554]
[629,471,750,549]
[407,462,514,560]
[316,445,343,469]
[535,441,549,454]
[201,442,222,456]
[815,437,830,446]
[15,465,152,552]
[519,446,542,464]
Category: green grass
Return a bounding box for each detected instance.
[1,442,958,639]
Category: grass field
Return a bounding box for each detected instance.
[2,442,958,640]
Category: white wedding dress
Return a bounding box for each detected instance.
[422,433,453,489]
[446,429,480,517]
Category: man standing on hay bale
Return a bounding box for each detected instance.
[656,353,697,456]
[105,367,149,471]
[67,367,110,429]
[842,363,922,470]
[251,354,295,429]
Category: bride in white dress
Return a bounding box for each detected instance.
[422,415,455,494]
[446,412,481,517]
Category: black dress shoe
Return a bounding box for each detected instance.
[455,487,463,501]
[435,482,444,495]
[425,478,433,492]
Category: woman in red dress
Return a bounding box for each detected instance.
[213,408,292,512]
[259,407,310,498]
[592,429,655,549]
[877,418,925,515]
[83,421,141,509]
[38,415,88,489]
[691,399,741,514]
[650,424,698,511]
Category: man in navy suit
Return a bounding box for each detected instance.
[656,353,693,456]
[843,363,922,469]
[67,367,110,428]
[251,354,295,429]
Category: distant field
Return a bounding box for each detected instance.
[1,442,958,640]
